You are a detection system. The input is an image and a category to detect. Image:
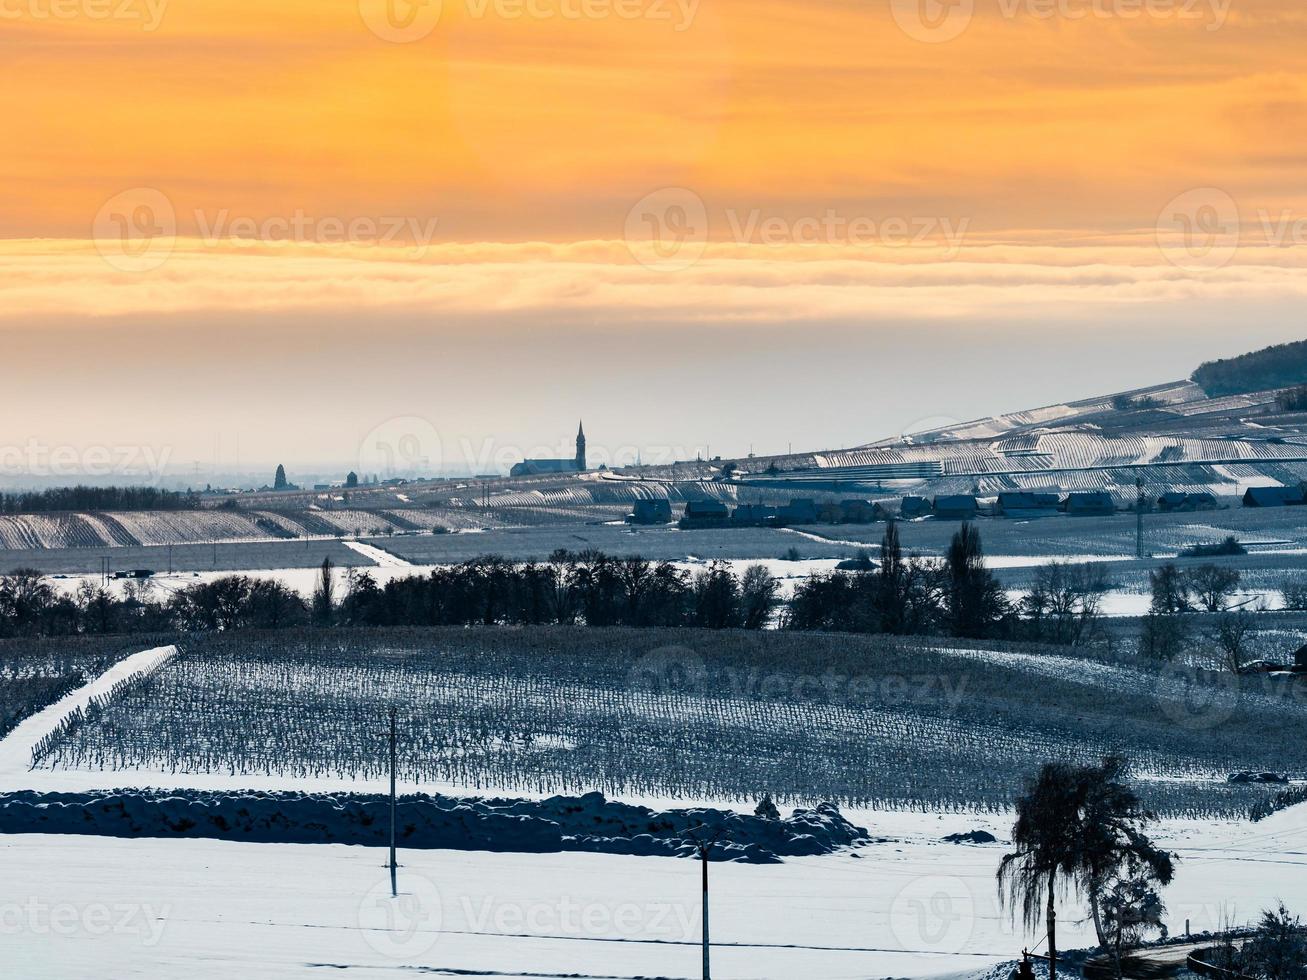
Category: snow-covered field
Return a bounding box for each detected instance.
[3,805,1306,979]
[4,644,1307,979]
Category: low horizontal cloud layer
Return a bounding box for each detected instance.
[5,238,1307,324]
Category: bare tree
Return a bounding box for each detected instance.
[1023,561,1109,646]
[1188,564,1241,613]
[1211,611,1255,673]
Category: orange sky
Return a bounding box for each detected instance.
[4,0,1307,472]
[7,0,1307,241]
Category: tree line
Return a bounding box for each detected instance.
[1191,338,1307,396]
[0,549,785,637]
[0,486,198,515]
[0,523,1037,640]
[0,522,1257,647]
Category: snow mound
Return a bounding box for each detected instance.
[0,789,871,863]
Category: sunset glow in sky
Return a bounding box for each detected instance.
[5,0,1307,477]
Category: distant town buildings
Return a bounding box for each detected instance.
[1062,491,1115,516]
[1243,485,1307,507]
[1158,491,1217,512]
[628,499,673,525]
[996,492,1060,519]
[510,421,587,478]
[932,495,979,521]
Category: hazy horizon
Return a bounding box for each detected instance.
[8,0,1307,485]
[2,317,1302,490]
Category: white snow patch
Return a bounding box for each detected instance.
[3,805,1307,979]
[341,540,413,567]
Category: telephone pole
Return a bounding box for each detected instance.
[700,843,710,980]
[685,823,723,979]
[389,706,398,898]
[1136,475,1145,559]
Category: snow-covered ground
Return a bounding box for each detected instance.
[2,807,1305,980]
[2,646,1307,978]
[1003,588,1288,618]
[341,540,413,567]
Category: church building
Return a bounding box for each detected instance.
[509,422,587,477]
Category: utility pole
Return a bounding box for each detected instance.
[685,823,723,980]
[1136,475,1145,559]
[389,706,398,898]
[700,842,710,980]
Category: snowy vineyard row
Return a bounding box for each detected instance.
[0,507,493,551]
[28,628,1307,817]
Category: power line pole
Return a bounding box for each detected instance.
[685,823,723,980]
[700,842,709,979]
[389,706,398,898]
[1136,475,1145,559]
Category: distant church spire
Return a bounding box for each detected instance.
[575,420,586,472]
